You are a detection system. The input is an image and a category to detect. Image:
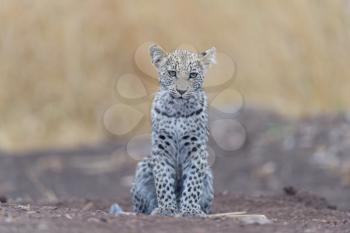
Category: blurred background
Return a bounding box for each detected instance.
[1,0,350,210]
[1,0,350,151]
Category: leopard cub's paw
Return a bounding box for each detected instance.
[180,207,207,218]
[151,207,179,217]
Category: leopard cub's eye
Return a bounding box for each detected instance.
[168,70,176,77]
[189,72,198,79]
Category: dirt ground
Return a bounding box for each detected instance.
[1,108,350,232]
[0,191,349,233]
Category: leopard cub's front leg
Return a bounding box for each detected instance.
[180,143,208,217]
[151,138,179,216]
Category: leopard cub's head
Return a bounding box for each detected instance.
[149,44,216,99]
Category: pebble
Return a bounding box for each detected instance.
[238,215,272,225]
[0,195,7,203]
[109,203,124,215]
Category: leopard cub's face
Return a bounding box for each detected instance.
[150,44,216,99]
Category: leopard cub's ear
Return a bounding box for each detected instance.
[199,47,216,70]
[149,44,167,69]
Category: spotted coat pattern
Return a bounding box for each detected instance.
[131,45,216,217]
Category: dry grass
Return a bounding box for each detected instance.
[1,0,350,151]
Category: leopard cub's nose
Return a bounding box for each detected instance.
[176,89,187,95]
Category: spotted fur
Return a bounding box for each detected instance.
[131,44,216,217]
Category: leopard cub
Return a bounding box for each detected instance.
[131,44,216,217]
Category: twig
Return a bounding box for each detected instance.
[208,212,247,217]
[208,213,272,224]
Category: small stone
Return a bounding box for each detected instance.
[87,217,100,223]
[109,203,124,215]
[27,211,37,215]
[0,195,7,203]
[18,204,30,211]
[238,215,272,225]
[100,217,108,223]
[81,202,94,211]
[283,186,297,196]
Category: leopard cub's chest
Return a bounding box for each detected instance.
[159,114,205,135]
[151,91,208,141]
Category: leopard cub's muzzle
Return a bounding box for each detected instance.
[173,74,190,98]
